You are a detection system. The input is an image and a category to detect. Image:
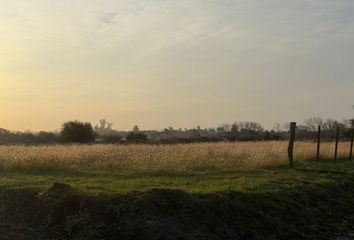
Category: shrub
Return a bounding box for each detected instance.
[60,121,95,143]
[126,132,148,143]
[102,133,122,143]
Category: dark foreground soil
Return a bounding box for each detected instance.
[0,184,241,240]
[1,176,354,240]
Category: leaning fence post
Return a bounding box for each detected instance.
[316,125,321,162]
[334,126,340,162]
[288,122,296,168]
[349,128,354,161]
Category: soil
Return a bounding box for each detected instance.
[0,182,353,240]
[0,184,240,240]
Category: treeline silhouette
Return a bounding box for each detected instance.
[0,129,58,145]
[0,117,353,145]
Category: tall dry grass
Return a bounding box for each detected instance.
[0,141,351,172]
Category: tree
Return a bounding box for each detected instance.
[36,131,59,144]
[235,121,264,132]
[322,118,336,130]
[231,124,239,135]
[304,117,324,131]
[126,131,148,143]
[60,121,95,143]
[133,125,140,133]
[219,123,231,132]
[272,123,282,133]
[102,132,121,143]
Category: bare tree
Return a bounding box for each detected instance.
[218,123,231,132]
[233,121,264,132]
[323,118,337,130]
[100,119,107,130]
[273,123,282,132]
[304,117,324,131]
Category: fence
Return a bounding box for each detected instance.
[288,122,354,168]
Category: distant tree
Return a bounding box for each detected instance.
[126,131,148,143]
[272,123,282,133]
[216,126,225,134]
[22,131,35,144]
[322,118,336,130]
[101,133,121,143]
[236,121,264,132]
[36,131,59,144]
[340,119,353,129]
[304,117,324,131]
[60,121,95,143]
[219,123,231,132]
[231,124,239,135]
[133,125,140,133]
[282,122,291,131]
[95,119,115,137]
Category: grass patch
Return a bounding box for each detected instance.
[1,160,354,239]
[0,158,353,195]
[1,143,354,239]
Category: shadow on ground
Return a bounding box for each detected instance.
[1,171,354,240]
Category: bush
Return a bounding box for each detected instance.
[102,133,122,143]
[60,121,95,143]
[126,132,148,143]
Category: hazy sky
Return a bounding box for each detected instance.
[1,0,353,131]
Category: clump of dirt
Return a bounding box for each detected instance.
[0,187,50,230]
[43,183,96,229]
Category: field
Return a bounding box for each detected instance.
[0,141,352,194]
[1,141,354,239]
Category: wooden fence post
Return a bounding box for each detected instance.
[349,128,354,161]
[288,122,296,168]
[316,125,321,162]
[334,126,340,162]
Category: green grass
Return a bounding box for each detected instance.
[2,159,354,239]
[1,159,353,196]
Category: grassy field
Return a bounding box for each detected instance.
[1,141,354,239]
[0,141,352,194]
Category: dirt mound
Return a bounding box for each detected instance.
[0,187,53,239]
[2,179,354,240]
[44,183,96,229]
[113,189,240,240]
[0,184,241,240]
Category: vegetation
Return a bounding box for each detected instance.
[100,133,122,143]
[60,121,95,144]
[0,141,352,187]
[126,131,148,143]
[0,145,354,239]
[0,117,353,145]
[0,107,353,238]
[0,128,59,145]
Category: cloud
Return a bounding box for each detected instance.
[100,12,118,25]
[0,0,354,130]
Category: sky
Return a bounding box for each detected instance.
[0,0,354,131]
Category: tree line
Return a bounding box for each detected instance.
[0,117,353,145]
